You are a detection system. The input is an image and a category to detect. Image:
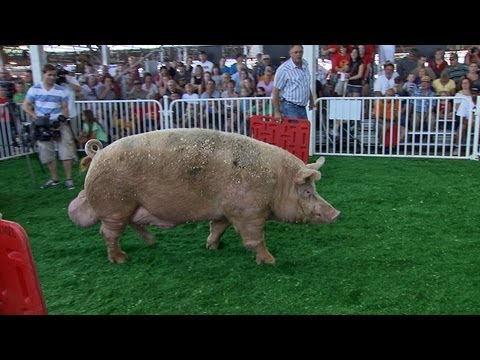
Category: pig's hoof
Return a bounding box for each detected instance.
[108,251,129,264]
[206,241,219,250]
[206,237,220,250]
[256,252,276,265]
[143,235,156,246]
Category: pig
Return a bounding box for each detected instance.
[68,128,340,265]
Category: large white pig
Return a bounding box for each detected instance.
[68,128,340,265]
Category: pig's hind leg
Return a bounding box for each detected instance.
[207,218,231,249]
[130,223,156,246]
[100,219,129,264]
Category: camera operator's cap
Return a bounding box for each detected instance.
[64,65,76,73]
[134,80,142,85]
[262,54,271,60]
[421,75,431,83]
[449,53,458,59]
[472,87,479,93]
[383,60,394,68]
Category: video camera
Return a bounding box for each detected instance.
[34,114,71,141]
[52,115,70,129]
[55,64,69,85]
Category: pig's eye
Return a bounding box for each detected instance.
[298,184,314,198]
[301,188,312,198]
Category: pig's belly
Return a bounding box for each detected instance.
[131,205,222,227]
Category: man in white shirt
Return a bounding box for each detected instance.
[373,61,399,96]
[199,51,213,73]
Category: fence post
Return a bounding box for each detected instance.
[472,96,480,160]
[163,95,171,129]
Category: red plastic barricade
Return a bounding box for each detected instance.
[249,115,310,163]
[0,218,47,315]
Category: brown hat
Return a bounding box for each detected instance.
[421,76,431,83]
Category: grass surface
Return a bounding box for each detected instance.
[1,154,480,314]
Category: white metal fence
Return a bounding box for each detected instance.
[1,95,479,161]
[314,96,480,159]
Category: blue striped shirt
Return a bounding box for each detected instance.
[26,83,68,121]
[273,58,311,106]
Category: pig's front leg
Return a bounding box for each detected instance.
[207,218,230,249]
[234,217,275,265]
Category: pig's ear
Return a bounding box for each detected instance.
[306,156,325,170]
[295,168,321,184]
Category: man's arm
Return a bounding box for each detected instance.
[308,90,315,110]
[22,97,36,119]
[272,87,282,122]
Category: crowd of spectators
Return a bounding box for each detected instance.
[1,46,478,149]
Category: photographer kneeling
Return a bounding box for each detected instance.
[22,63,77,190]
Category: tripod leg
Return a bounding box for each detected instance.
[24,153,37,187]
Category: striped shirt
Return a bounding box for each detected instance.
[26,83,68,121]
[273,58,311,106]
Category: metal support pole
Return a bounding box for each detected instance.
[303,45,319,156]
[101,45,109,65]
[29,45,46,84]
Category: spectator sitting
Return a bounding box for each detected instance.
[372,87,406,144]
[411,54,436,81]
[182,83,200,102]
[445,52,469,86]
[432,70,456,96]
[402,74,417,96]
[373,61,399,96]
[127,80,149,99]
[412,76,437,131]
[438,90,453,119]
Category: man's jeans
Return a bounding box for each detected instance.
[280,100,307,119]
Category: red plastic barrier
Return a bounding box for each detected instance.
[250,115,311,163]
[0,218,47,315]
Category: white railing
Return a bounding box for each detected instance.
[314,96,480,160]
[165,96,274,135]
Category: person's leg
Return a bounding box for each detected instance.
[47,160,59,181]
[62,159,72,180]
[37,140,59,187]
[57,124,77,189]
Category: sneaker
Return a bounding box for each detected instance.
[41,179,60,189]
[65,179,75,190]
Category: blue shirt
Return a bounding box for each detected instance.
[26,83,68,122]
[413,87,437,113]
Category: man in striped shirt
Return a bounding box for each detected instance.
[22,64,76,190]
[272,45,314,122]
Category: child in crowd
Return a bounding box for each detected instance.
[402,74,417,96]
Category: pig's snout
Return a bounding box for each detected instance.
[328,209,341,223]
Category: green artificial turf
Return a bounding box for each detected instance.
[1,154,480,314]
